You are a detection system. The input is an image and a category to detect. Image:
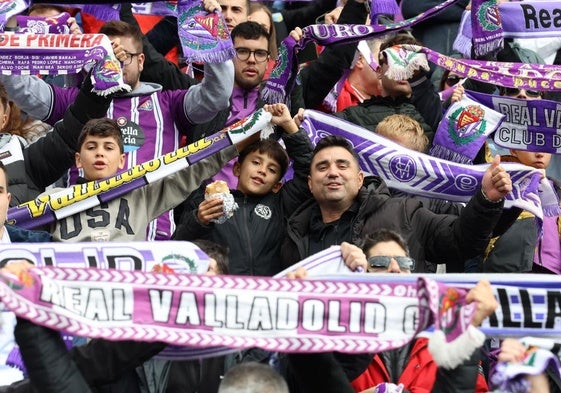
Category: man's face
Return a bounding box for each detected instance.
[366,240,411,274]
[233,36,269,90]
[219,0,248,31]
[111,35,144,90]
[378,61,412,98]
[308,146,364,212]
[354,54,381,97]
[0,169,11,234]
[76,135,125,180]
[234,151,282,196]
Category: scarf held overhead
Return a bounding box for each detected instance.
[0,32,128,96]
[454,1,561,57]
[301,109,560,219]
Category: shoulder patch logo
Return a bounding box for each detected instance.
[138,100,153,111]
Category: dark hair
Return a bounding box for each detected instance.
[361,229,410,256]
[248,3,278,59]
[379,33,421,65]
[218,362,288,393]
[231,21,270,44]
[0,82,36,140]
[99,20,143,52]
[27,4,68,16]
[238,138,289,179]
[0,161,7,185]
[192,239,229,275]
[77,118,124,153]
[312,135,360,165]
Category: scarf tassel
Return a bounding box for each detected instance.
[429,144,473,165]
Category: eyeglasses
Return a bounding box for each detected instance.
[123,51,141,65]
[235,47,270,63]
[367,256,416,271]
[445,75,461,86]
[502,87,542,98]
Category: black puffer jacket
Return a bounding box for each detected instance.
[173,129,313,276]
[281,176,505,272]
[333,95,436,143]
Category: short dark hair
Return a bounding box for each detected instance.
[0,161,7,185]
[311,135,360,166]
[192,239,229,275]
[218,362,288,393]
[77,118,124,153]
[379,33,421,65]
[361,229,410,257]
[99,20,143,52]
[238,138,289,179]
[231,21,270,43]
[28,4,67,16]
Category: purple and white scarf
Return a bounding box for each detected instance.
[176,0,234,63]
[16,11,71,34]
[301,109,561,219]
[0,32,128,96]
[455,1,561,57]
[2,244,561,360]
[0,0,29,32]
[37,1,234,64]
[470,0,503,57]
[430,95,504,164]
[261,0,466,104]
[382,44,561,92]
[466,90,561,154]
[7,109,272,230]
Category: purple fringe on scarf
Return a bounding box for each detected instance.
[177,0,235,64]
[471,0,503,57]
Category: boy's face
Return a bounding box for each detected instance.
[0,169,11,233]
[511,150,551,170]
[76,135,125,180]
[234,151,282,196]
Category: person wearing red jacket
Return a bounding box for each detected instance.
[350,229,489,393]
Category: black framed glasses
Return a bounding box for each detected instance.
[445,75,462,86]
[367,256,416,271]
[123,51,141,65]
[235,47,269,63]
[502,87,542,98]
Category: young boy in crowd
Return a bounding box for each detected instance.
[173,105,313,277]
[44,104,291,243]
[484,149,561,274]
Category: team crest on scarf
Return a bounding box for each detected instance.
[449,105,486,145]
[161,254,197,273]
[194,13,229,40]
[477,0,502,32]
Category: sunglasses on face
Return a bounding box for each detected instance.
[445,75,461,86]
[502,87,542,98]
[367,256,416,271]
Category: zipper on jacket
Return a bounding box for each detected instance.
[241,197,254,275]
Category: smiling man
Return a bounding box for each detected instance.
[282,134,514,274]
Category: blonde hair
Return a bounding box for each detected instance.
[376,114,428,152]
